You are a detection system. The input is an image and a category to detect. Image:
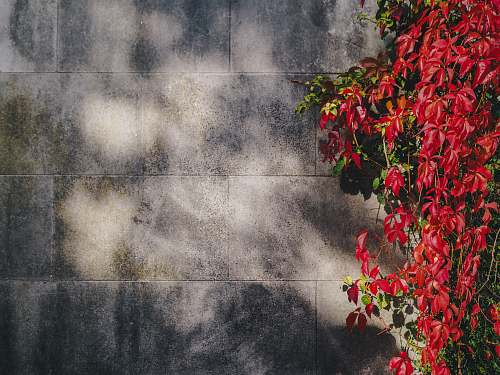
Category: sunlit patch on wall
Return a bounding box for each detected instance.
[58,180,137,279]
[81,94,139,159]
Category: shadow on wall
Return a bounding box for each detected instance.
[0,76,398,282]
[0,281,397,375]
[1,0,385,175]
[55,0,381,73]
[58,0,230,73]
[49,174,392,281]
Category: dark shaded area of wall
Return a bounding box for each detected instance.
[0,1,395,374]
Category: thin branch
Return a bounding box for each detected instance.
[477,228,500,294]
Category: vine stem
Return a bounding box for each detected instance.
[477,228,500,294]
[407,150,411,193]
[382,137,391,168]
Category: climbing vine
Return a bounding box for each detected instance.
[296,1,499,374]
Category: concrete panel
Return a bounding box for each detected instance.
[57,73,142,174]
[0,74,61,174]
[0,281,315,375]
[0,0,57,72]
[228,176,382,280]
[137,281,316,374]
[0,73,142,175]
[54,176,228,280]
[0,176,54,279]
[132,176,229,280]
[317,281,398,374]
[0,281,56,375]
[231,0,383,72]
[54,176,142,279]
[58,0,229,72]
[141,74,315,175]
[225,281,316,375]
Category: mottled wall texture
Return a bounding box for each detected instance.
[0,1,397,374]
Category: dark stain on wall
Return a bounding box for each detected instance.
[58,0,92,71]
[114,283,141,375]
[7,0,56,70]
[9,0,35,62]
[0,177,54,279]
[0,284,17,374]
[0,281,397,374]
[131,34,160,73]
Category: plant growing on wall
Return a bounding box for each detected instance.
[296,0,499,374]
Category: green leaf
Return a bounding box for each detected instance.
[376,293,389,309]
[392,310,405,328]
[343,276,353,285]
[361,294,372,305]
[372,177,380,190]
[331,157,346,177]
[377,193,385,205]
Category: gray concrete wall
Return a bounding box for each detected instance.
[0,1,396,374]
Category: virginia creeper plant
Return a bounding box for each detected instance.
[296,1,499,374]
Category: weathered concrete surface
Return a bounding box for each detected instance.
[0,73,143,174]
[0,177,54,278]
[59,0,230,72]
[142,74,316,175]
[317,281,397,374]
[228,176,381,280]
[54,176,228,280]
[0,74,61,174]
[57,73,143,174]
[0,0,394,374]
[0,281,318,375]
[231,0,382,72]
[0,0,57,72]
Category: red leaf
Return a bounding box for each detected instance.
[385,167,405,196]
[319,114,329,129]
[389,351,413,375]
[369,265,380,279]
[320,113,336,129]
[459,57,475,78]
[351,152,362,169]
[365,303,374,318]
[356,230,369,250]
[346,311,357,331]
[357,313,367,332]
[471,303,481,315]
[472,60,492,88]
[347,284,359,305]
[375,279,392,294]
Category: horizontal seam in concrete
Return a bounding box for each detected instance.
[0,71,343,75]
[0,278,345,283]
[0,174,338,178]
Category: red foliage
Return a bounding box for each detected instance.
[390,352,414,375]
[305,0,500,373]
[346,307,368,332]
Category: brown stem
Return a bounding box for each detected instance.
[382,137,391,168]
[477,228,500,294]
